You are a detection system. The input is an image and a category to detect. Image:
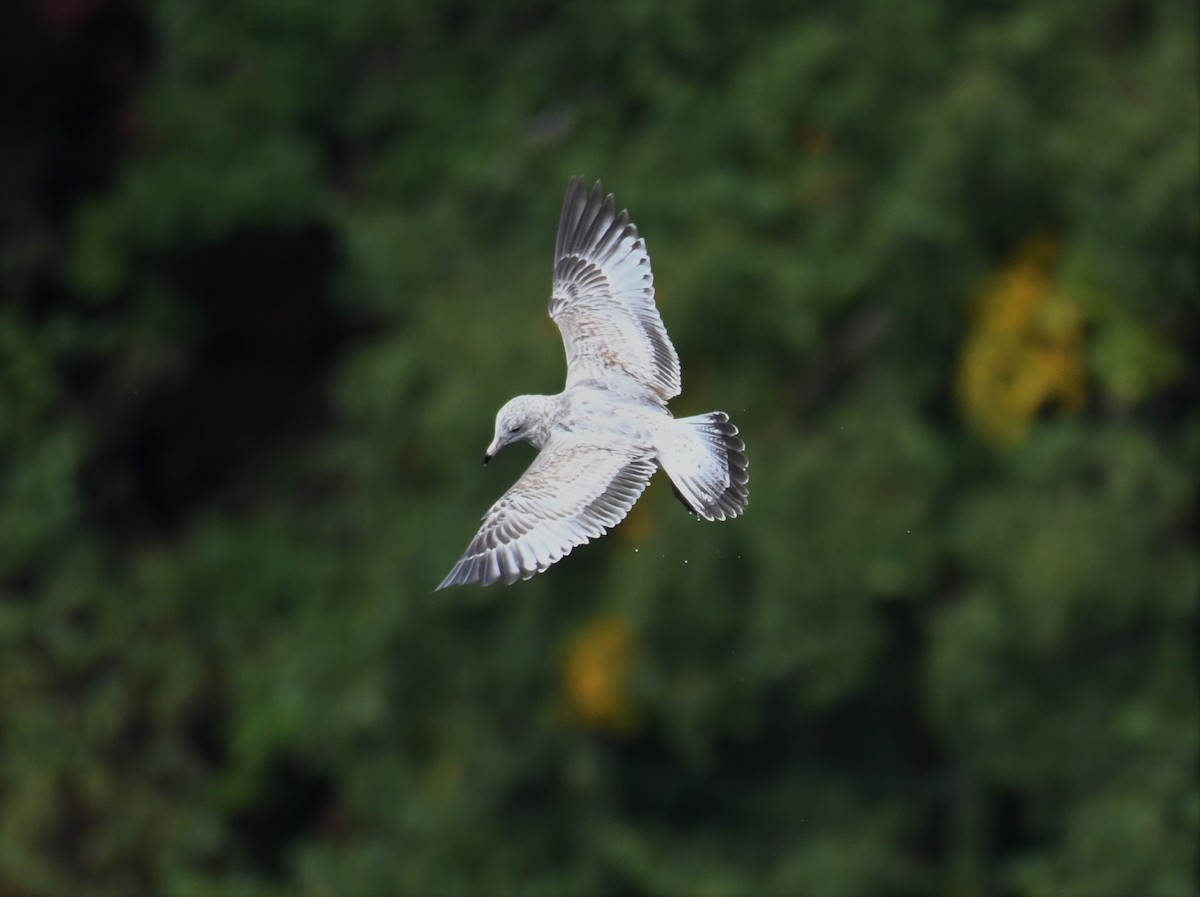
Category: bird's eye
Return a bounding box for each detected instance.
[508,425,520,433]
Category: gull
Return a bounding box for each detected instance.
[437,177,748,589]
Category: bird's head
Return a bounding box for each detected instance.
[485,395,551,463]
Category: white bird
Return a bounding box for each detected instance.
[437,178,748,589]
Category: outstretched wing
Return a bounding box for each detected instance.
[550,177,682,404]
[437,434,657,588]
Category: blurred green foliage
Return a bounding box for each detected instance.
[2,0,1197,895]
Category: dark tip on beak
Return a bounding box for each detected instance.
[483,452,493,465]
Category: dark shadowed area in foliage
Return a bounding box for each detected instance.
[1,1,1197,895]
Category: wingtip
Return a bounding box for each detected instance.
[564,174,589,199]
[436,552,499,590]
[435,558,473,590]
[564,175,606,203]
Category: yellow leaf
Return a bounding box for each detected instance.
[956,238,1088,448]
[562,615,639,734]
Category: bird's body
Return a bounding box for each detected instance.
[485,385,667,452]
[438,178,748,589]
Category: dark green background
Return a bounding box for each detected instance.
[1,1,1197,894]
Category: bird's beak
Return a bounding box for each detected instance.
[483,439,500,465]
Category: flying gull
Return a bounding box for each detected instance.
[437,177,748,588]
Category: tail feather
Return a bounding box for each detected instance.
[658,412,748,521]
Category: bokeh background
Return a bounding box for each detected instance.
[2,1,1198,895]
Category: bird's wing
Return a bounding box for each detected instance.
[549,177,682,403]
[437,432,657,588]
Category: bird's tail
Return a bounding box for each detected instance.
[657,412,748,521]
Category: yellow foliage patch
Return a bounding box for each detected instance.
[562,614,639,734]
[957,238,1088,448]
